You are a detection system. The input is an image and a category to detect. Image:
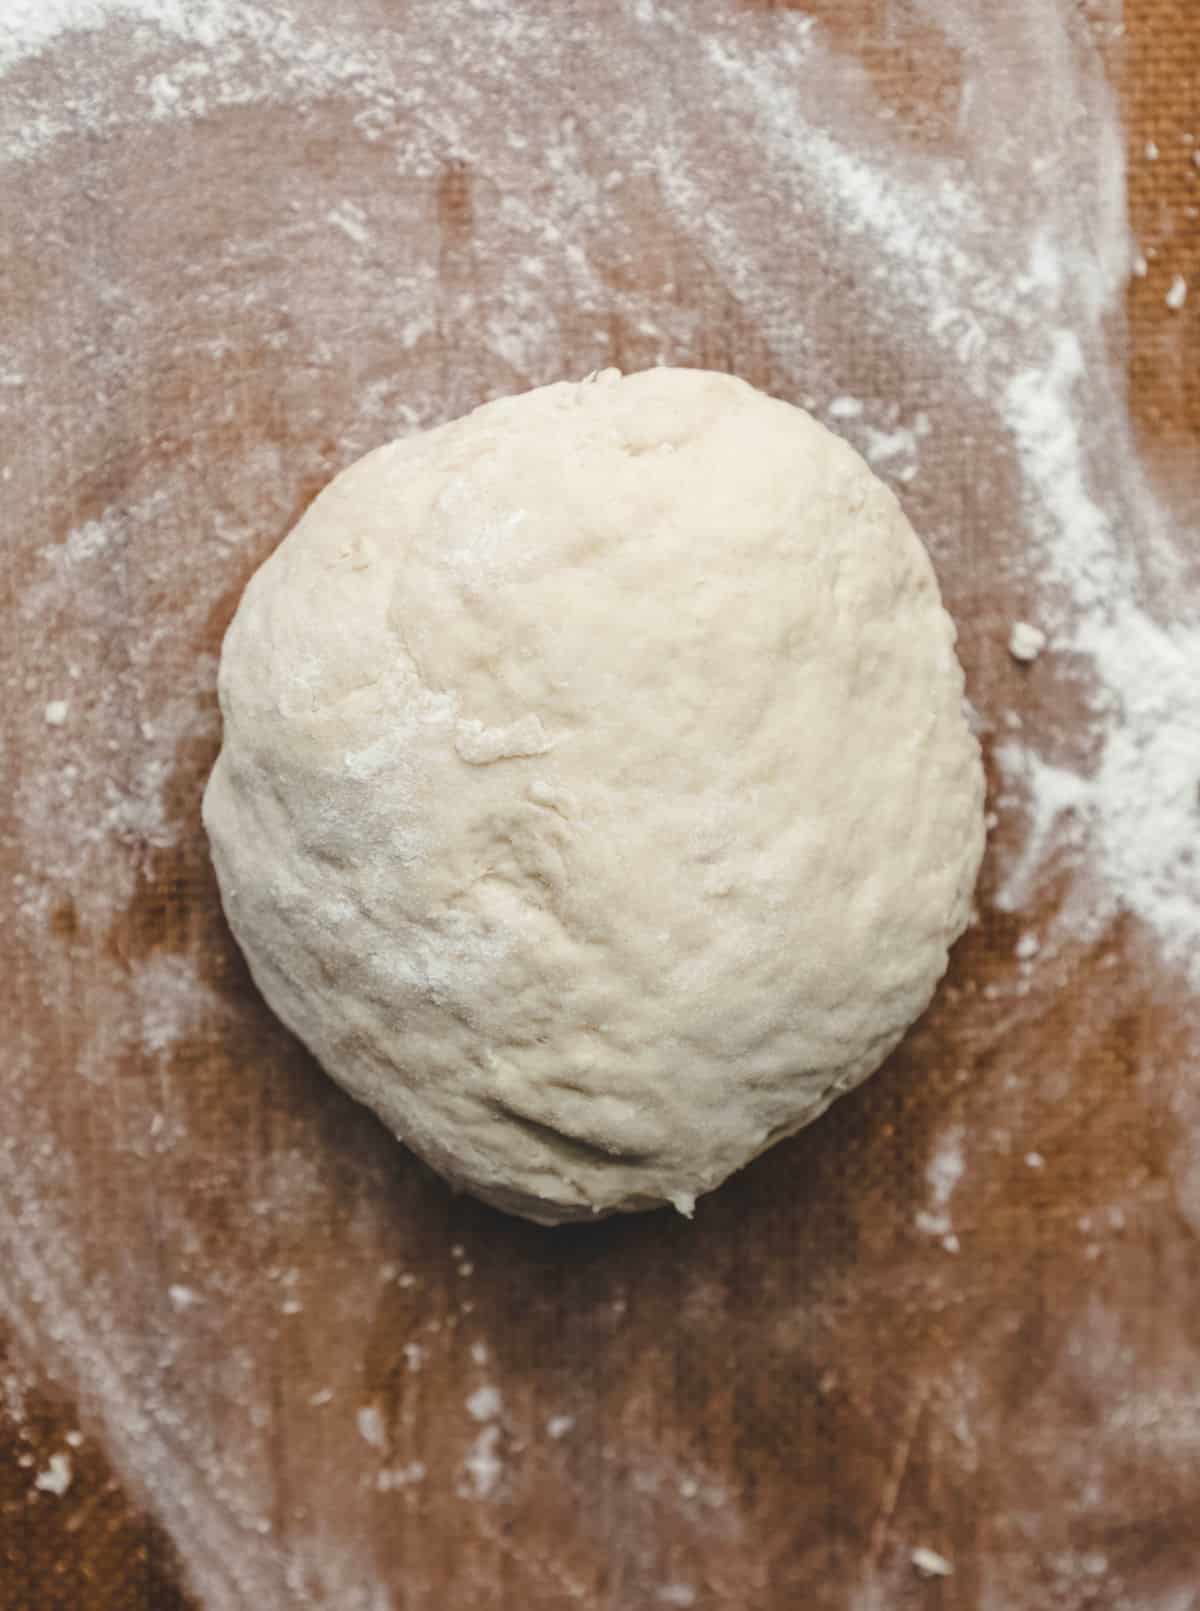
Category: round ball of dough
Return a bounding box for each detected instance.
[204,368,985,1224]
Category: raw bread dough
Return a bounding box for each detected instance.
[204,368,985,1224]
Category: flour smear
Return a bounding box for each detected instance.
[2,0,1197,1607]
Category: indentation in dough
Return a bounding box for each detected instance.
[487,1098,653,1169]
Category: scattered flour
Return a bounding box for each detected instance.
[375,1461,425,1492]
[459,1425,503,1501]
[458,1383,504,1498]
[465,1385,503,1424]
[916,1124,965,1253]
[33,1451,74,1495]
[911,1546,954,1578]
[1008,622,1047,663]
[356,1405,387,1451]
[657,1586,697,1608]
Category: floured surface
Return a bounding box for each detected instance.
[1,1,1197,1607]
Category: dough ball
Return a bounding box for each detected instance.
[204,368,985,1224]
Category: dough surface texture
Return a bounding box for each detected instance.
[204,368,985,1223]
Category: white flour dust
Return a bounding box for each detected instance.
[915,1123,965,1253]
[1,0,1197,1607]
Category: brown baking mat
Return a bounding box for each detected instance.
[2,1,1197,1606]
